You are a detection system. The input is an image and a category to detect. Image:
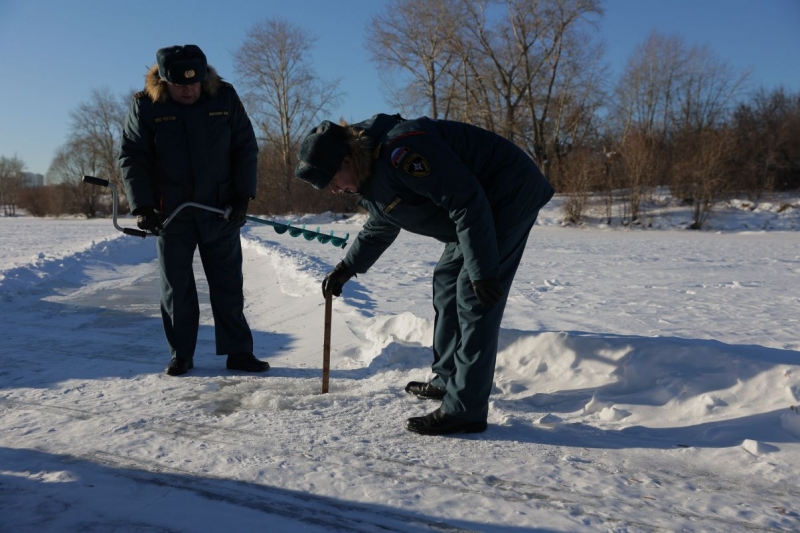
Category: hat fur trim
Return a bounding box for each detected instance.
[144,64,222,104]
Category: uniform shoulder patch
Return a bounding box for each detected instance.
[402,152,431,178]
[390,146,411,168]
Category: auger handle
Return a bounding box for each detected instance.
[123,228,148,238]
[81,175,349,247]
[82,175,110,188]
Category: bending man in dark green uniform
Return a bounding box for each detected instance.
[120,44,269,376]
[294,114,554,435]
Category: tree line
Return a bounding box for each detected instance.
[5,0,799,229]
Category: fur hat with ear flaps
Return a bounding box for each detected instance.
[144,47,222,104]
[157,44,207,85]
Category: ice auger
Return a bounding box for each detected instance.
[82,176,349,248]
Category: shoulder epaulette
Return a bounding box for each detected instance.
[134,90,146,99]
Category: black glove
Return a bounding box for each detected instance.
[322,262,355,298]
[135,206,164,235]
[471,279,504,307]
[228,194,250,224]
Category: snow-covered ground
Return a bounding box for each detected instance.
[1,194,799,532]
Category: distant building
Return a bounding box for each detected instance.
[21,172,44,188]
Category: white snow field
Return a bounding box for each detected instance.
[1,195,799,532]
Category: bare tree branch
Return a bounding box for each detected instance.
[234,18,342,195]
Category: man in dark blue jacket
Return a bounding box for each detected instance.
[120,44,269,376]
[295,114,554,435]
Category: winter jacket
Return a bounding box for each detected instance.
[119,65,257,217]
[343,114,554,282]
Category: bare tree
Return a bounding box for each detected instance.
[17,185,59,217]
[617,129,668,224]
[614,31,747,138]
[554,146,600,224]
[729,88,800,196]
[447,22,498,128]
[47,140,108,217]
[0,155,25,216]
[672,127,734,230]
[671,45,747,226]
[365,0,607,192]
[607,32,683,221]
[366,0,462,118]
[66,87,129,209]
[456,0,548,142]
[516,0,604,173]
[449,0,602,162]
[234,18,342,202]
[612,31,684,141]
[597,147,622,224]
[547,38,606,178]
[609,31,748,225]
[674,44,749,133]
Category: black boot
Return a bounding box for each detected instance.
[405,408,488,436]
[165,358,193,376]
[405,381,446,400]
[226,353,270,373]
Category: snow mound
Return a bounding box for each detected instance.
[241,235,327,298]
[365,312,433,348]
[0,234,127,300]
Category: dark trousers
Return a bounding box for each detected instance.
[157,213,253,360]
[430,209,540,422]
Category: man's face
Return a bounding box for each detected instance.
[166,82,201,105]
[329,157,360,195]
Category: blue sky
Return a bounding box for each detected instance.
[1,0,798,176]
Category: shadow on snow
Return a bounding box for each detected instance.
[0,446,549,533]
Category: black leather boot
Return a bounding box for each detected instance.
[405,381,446,400]
[165,358,193,376]
[226,353,270,372]
[405,408,488,436]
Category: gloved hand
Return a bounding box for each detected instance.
[471,279,504,307]
[322,261,355,297]
[227,194,250,224]
[135,206,164,235]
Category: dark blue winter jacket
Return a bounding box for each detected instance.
[343,114,554,282]
[119,65,257,220]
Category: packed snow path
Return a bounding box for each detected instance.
[1,215,800,532]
